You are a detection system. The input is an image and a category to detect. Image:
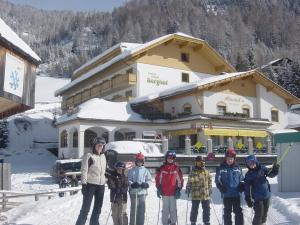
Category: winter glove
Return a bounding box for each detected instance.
[238,182,244,193]
[81,184,87,195]
[271,163,280,173]
[245,197,254,208]
[156,189,162,198]
[175,188,181,199]
[131,182,140,189]
[140,182,149,189]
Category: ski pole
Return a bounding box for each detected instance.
[157,197,161,225]
[185,197,189,225]
[277,143,293,165]
[134,191,138,225]
[105,193,117,225]
[210,198,222,225]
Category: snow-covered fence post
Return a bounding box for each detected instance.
[267,136,272,154]
[0,163,11,190]
[207,138,212,154]
[162,136,168,154]
[2,193,6,211]
[248,138,254,154]
[185,135,191,154]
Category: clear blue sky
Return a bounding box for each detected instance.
[8,0,128,12]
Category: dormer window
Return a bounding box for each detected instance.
[242,105,250,117]
[183,103,192,114]
[217,102,226,115]
[60,130,68,148]
[182,73,189,83]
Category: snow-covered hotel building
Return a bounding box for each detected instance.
[55,33,300,159]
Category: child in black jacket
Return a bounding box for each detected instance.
[107,161,129,225]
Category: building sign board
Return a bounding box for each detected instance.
[4,53,25,97]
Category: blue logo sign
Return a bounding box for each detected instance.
[9,70,20,90]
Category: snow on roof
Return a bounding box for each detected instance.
[73,42,141,75]
[270,129,298,134]
[130,71,251,104]
[56,98,147,124]
[55,32,205,96]
[287,112,300,129]
[105,141,163,157]
[0,17,40,62]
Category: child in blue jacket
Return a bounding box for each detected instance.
[215,149,244,225]
[244,155,279,225]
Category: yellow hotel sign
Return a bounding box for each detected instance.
[164,129,198,136]
[204,128,267,137]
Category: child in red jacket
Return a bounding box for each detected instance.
[155,150,184,225]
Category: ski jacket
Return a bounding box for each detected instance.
[186,167,212,200]
[81,152,106,186]
[215,162,243,198]
[127,166,151,195]
[244,164,278,201]
[107,170,129,203]
[155,163,184,196]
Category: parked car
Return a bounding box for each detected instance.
[50,159,82,183]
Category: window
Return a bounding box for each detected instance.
[182,73,189,83]
[242,106,250,117]
[60,130,68,148]
[183,103,192,114]
[84,130,97,148]
[125,90,133,98]
[181,53,189,62]
[271,109,279,122]
[73,131,78,148]
[217,102,226,115]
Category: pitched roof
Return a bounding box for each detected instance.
[55,32,235,96]
[130,70,300,105]
[0,17,40,63]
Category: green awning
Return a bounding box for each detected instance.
[274,132,300,144]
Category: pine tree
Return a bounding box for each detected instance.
[0,121,9,149]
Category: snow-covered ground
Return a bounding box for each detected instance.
[2,148,300,225]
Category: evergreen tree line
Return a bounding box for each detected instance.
[0,0,299,96]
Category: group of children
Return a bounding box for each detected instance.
[76,136,279,225]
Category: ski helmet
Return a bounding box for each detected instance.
[225,148,236,158]
[114,161,126,170]
[92,137,106,145]
[165,150,176,159]
[245,154,257,167]
[135,152,145,163]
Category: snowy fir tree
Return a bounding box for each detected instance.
[0,120,9,149]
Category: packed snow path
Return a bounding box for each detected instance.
[3,176,300,225]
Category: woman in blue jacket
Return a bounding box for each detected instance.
[215,149,244,225]
[244,155,279,225]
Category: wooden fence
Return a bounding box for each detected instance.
[0,186,82,211]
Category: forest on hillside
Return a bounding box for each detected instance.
[0,0,299,96]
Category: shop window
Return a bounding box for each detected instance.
[84,130,97,148]
[271,109,279,122]
[60,130,68,148]
[73,131,78,148]
[181,53,189,62]
[182,73,189,83]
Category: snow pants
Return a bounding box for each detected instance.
[161,195,177,225]
[190,199,210,225]
[223,196,244,225]
[75,183,105,225]
[252,198,270,225]
[112,202,128,225]
[129,194,146,225]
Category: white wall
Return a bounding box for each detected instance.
[256,84,288,130]
[136,63,213,96]
[203,91,256,116]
